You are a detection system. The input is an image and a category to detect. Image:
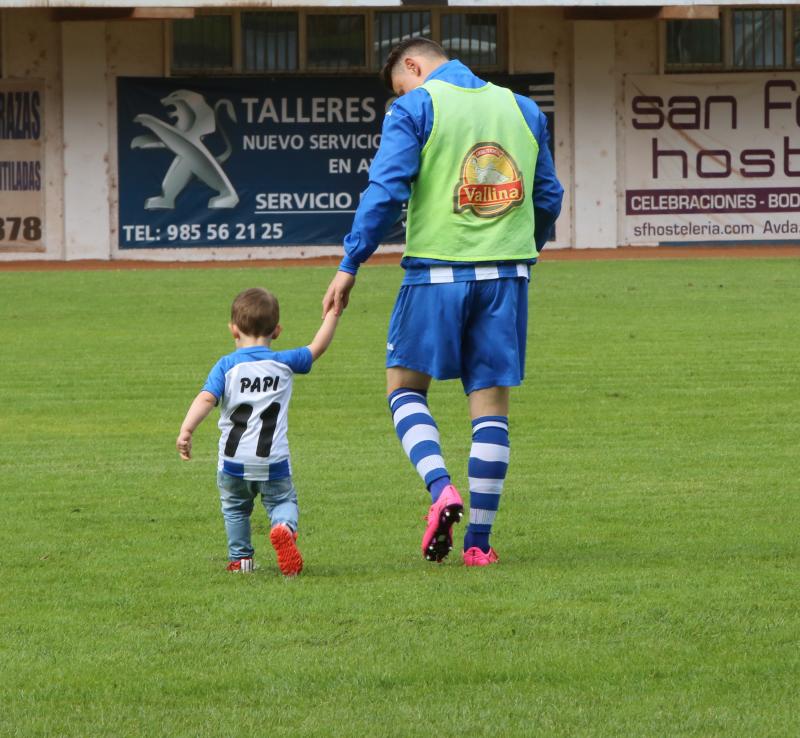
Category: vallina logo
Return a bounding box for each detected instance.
[454,142,524,218]
[131,89,239,210]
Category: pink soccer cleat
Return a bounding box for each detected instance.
[270,524,303,576]
[227,558,254,572]
[462,547,499,567]
[421,485,464,562]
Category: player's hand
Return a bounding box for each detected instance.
[322,271,356,318]
[176,430,193,460]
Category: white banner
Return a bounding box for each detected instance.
[0,80,44,251]
[622,73,800,245]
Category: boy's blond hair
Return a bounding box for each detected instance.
[230,288,279,337]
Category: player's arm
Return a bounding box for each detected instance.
[531,115,564,250]
[176,390,217,460]
[514,94,564,251]
[339,100,423,272]
[307,310,340,362]
[322,94,426,317]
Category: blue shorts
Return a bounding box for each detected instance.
[386,277,529,394]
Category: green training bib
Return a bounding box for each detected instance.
[404,80,540,262]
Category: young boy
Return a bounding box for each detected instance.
[177,287,338,576]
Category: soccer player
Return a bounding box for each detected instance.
[322,39,563,566]
[177,288,338,575]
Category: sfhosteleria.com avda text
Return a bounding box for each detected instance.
[632,219,800,238]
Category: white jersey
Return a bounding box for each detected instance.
[202,345,312,480]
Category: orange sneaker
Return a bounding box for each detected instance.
[270,524,303,576]
[226,558,254,572]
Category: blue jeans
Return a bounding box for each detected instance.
[216,471,299,561]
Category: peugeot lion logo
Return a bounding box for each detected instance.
[131,90,239,210]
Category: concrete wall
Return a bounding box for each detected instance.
[106,18,165,259]
[62,22,112,259]
[572,21,617,248]
[509,7,573,250]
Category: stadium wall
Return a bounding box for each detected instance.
[0,7,793,262]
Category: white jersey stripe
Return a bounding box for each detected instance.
[474,265,500,281]
[429,266,454,284]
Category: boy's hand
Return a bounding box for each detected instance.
[176,391,216,461]
[176,430,193,460]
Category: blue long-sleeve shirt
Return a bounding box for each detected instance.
[340,60,564,283]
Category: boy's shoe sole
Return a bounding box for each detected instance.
[422,485,464,562]
[270,525,303,576]
[227,558,254,572]
[462,547,499,567]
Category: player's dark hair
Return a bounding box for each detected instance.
[381,38,448,91]
[231,287,279,337]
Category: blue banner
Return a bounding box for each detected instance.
[117,76,399,249]
[117,74,555,249]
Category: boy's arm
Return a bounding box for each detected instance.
[307,310,340,362]
[176,390,217,460]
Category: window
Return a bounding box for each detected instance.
[665,8,800,73]
[794,11,800,65]
[172,15,232,71]
[732,8,785,69]
[307,14,366,70]
[665,19,723,68]
[441,13,499,69]
[169,9,505,74]
[242,12,298,72]
[374,11,432,69]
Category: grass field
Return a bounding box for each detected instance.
[1,258,798,737]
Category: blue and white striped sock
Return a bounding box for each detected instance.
[464,415,510,553]
[389,388,451,502]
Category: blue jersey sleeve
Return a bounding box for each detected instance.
[201,358,227,399]
[339,90,429,274]
[274,347,313,375]
[513,93,564,251]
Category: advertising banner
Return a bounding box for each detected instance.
[117,74,554,250]
[623,73,800,244]
[118,76,399,249]
[0,80,44,252]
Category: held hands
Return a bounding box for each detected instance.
[322,271,356,318]
[176,429,193,460]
